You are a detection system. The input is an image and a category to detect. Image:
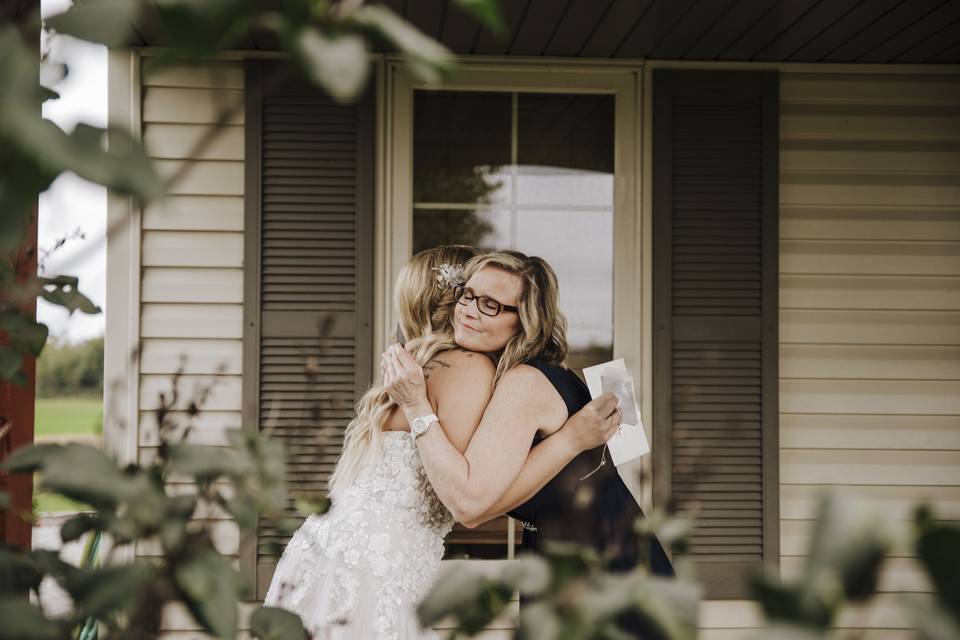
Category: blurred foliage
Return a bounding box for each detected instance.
[36,336,104,398]
[0,0,503,386]
[420,544,700,640]
[910,507,960,640]
[420,492,960,639]
[0,374,313,639]
[745,493,889,639]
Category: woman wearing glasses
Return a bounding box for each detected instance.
[263,246,622,639]
[383,250,675,630]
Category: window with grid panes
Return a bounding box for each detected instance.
[413,89,617,559]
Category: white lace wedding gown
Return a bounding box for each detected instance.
[263,431,455,639]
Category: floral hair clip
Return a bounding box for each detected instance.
[431,263,465,292]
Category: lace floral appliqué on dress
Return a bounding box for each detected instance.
[263,432,455,639]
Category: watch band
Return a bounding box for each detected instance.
[410,413,439,441]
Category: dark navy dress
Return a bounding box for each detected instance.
[506,356,675,578]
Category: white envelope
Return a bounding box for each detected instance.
[582,358,650,466]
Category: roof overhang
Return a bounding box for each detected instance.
[125,0,960,64]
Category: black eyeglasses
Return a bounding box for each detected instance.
[454,285,519,317]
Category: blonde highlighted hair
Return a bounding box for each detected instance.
[396,244,478,341]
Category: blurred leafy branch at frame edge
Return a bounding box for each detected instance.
[1,1,960,639]
[0,0,500,637]
[0,0,504,383]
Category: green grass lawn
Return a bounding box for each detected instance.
[33,396,102,512]
[35,396,103,438]
[34,480,92,513]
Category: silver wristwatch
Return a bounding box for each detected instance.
[410,413,439,442]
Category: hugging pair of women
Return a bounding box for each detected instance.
[264,245,673,638]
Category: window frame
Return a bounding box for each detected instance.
[375,59,649,560]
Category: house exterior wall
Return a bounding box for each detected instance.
[110,55,960,638]
[775,69,960,636]
[699,68,960,639]
[128,58,250,635]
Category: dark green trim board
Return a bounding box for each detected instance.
[652,69,780,600]
[354,79,375,403]
[239,59,263,593]
[241,60,376,598]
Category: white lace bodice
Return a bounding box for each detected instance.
[264,431,455,639]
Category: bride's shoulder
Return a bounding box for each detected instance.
[432,347,493,368]
[425,348,495,385]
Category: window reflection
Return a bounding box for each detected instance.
[517,93,615,208]
[414,91,510,206]
[413,209,508,254]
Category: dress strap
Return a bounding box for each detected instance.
[522,356,590,419]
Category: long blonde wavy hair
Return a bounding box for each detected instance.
[327,247,570,496]
[328,245,481,496]
[396,244,480,341]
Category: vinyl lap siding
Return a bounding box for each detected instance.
[699,70,960,640]
[138,58,246,457]
[136,59,247,635]
[776,71,960,636]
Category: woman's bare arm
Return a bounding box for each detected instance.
[402,365,560,524]
[458,406,614,527]
[383,345,621,525]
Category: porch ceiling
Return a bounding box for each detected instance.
[130,0,960,64]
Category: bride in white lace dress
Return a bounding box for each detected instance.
[263,245,619,638]
[263,429,455,638]
[263,246,485,638]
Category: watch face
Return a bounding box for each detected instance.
[412,415,435,436]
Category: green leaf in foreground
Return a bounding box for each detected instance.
[44,0,141,48]
[0,598,65,640]
[63,563,156,621]
[0,443,64,473]
[36,276,101,315]
[153,0,255,56]
[36,444,134,508]
[350,4,454,84]
[0,547,44,595]
[0,311,48,357]
[0,347,25,385]
[294,27,370,103]
[453,0,506,38]
[915,506,960,622]
[417,564,510,634]
[173,549,241,639]
[249,606,308,640]
[60,513,103,543]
